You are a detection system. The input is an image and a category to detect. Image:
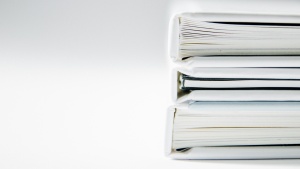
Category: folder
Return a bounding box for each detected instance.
[169,13,300,61]
[166,103,300,159]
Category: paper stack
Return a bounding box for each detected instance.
[166,13,300,159]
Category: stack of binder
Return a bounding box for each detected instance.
[166,13,300,159]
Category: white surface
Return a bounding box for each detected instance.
[177,90,300,103]
[170,146,300,160]
[183,68,300,79]
[0,0,300,168]
[183,80,300,88]
[178,57,300,68]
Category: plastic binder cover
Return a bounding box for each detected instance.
[165,104,300,159]
[169,13,300,61]
[172,68,300,103]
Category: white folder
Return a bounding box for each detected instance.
[166,105,300,159]
[172,68,300,103]
[169,13,300,61]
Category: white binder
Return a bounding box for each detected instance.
[169,13,300,61]
[166,105,300,159]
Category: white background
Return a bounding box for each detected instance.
[1,0,300,168]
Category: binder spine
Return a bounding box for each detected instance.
[168,14,180,61]
[165,107,176,156]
